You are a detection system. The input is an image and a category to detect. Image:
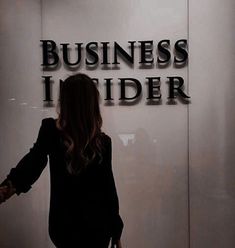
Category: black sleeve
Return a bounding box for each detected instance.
[105,136,124,241]
[1,118,51,195]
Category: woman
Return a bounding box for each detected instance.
[0,73,124,248]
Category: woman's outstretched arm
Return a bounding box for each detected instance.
[0,118,51,201]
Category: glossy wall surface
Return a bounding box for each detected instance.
[0,0,234,248]
[189,1,235,247]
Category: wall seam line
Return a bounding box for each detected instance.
[187,0,191,248]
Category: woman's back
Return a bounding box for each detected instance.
[46,118,116,246]
[0,73,124,248]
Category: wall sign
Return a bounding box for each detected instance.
[40,39,190,105]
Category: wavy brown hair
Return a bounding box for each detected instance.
[56,73,104,175]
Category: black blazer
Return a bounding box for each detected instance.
[1,118,124,247]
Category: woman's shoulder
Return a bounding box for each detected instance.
[40,117,58,134]
[42,117,56,122]
[100,132,112,143]
[41,117,56,127]
[100,132,112,155]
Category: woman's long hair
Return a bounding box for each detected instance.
[56,73,104,175]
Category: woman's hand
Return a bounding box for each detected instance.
[111,239,122,248]
[115,239,122,248]
[0,185,9,204]
[0,180,16,204]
